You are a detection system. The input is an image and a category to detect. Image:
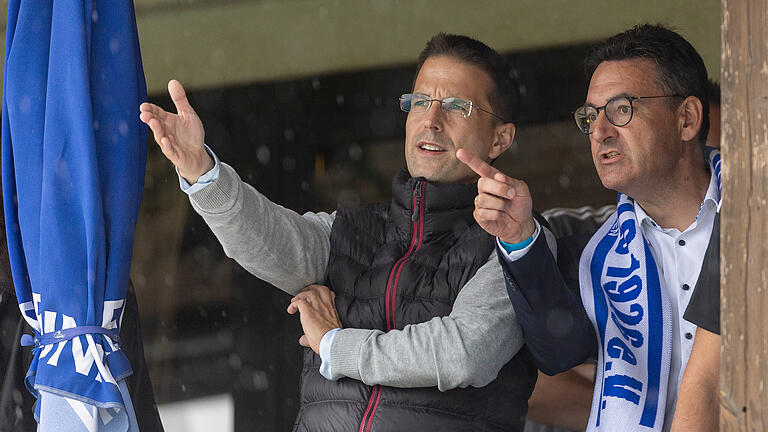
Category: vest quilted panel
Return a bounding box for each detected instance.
[295,169,536,432]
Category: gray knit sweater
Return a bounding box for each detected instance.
[188,162,527,391]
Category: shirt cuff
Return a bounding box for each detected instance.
[177,144,220,195]
[496,219,541,263]
[319,327,341,381]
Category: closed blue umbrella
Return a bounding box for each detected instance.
[2,1,147,430]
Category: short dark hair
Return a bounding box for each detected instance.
[707,79,720,108]
[584,24,710,145]
[415,33,519,123]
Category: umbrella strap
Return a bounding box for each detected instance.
[118,379,141,432]
[19,327,139,430]
[20,326,120,347]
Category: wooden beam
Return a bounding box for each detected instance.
[0,1,721,95]
[720,0,768,429]
[130,0,720,94]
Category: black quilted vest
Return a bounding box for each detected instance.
[293,169,537,432]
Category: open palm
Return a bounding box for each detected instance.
[139,80,211,183]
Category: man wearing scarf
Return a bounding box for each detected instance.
[458,24,718,431]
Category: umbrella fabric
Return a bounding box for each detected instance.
[2,1,147,430]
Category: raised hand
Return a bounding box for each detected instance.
[287,284,342,354]
[139,80,213,183]
[456,149,536,244]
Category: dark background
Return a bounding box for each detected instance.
[130,42,615,431]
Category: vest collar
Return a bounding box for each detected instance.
[390,167,479,237]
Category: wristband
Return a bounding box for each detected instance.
[499,234,534,253]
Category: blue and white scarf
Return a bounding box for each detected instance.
[579,148,721,431]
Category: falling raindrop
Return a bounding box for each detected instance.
[256,145,271,165]
[19,96,31,114]
[109,38,120,55]
[55,159,69,181]
[282,156,296,172]
[229,353,242,370]
[119,121,129,137]
[348,143,362,161]
[251,370,269,390]
[284,128,295,142]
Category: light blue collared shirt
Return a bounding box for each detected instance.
[177,144,220,194]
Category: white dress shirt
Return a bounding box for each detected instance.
[500,171,720,429]
[634,171,719,428]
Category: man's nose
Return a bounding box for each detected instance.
[590,110,618,143]
[422,101,444,131]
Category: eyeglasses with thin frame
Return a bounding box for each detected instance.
[574,94,683,134]
[399,93,508,123]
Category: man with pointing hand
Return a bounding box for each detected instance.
[140,33,549,431]
[464,25,720,431]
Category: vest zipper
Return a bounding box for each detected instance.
[358,180,426,432]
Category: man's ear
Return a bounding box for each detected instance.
[489,122,516,159]
[680,96,704,142]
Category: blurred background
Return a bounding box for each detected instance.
[4,0,722,430]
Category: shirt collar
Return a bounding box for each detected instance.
[702,169,721,213]
[634,200,656,230]
[634,171,720,230]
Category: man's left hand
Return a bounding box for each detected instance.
[287,284,342,354]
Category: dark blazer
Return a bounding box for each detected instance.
[498,234,596,375]
[499,214,721,375]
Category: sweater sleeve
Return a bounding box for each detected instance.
[328,250,523,391]
[500,234,597,375]
[188,162,334,296]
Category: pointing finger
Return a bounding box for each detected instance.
[456,149,501,179]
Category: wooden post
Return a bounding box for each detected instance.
[720,0,768,430]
